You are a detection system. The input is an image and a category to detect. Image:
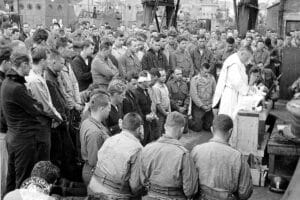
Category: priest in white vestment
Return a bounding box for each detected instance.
[213,48,256,119]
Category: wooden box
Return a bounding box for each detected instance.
[230,110,268,156]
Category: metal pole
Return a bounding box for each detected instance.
[278,0,285,37]
[233,0,239,31]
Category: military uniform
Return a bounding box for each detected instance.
[88,131,143,199]
[190,47,215,76]
[166,77,189,113]
[191,138,253,200]
[140,135,198,200]
[170,49,194,78]
[190,73,216,132]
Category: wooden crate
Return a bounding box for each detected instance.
[230,110,268,156]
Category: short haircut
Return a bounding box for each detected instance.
[0,46,12,65]
[177,36,188,43]
[11,28,19,34]
[151,36,161,43]
[226,37,235,44]
[48,49,63,61]
[158,33,167,39]
[213,114,233,133]
[55,37,69,49]
[126,37,137,47]
[32,29,49,44]
[10,52,29,67]
[264,38,272,46]
[165,111,185,128]
[2,22,12,29]
[82,40,94,49]
[150,68,161,78]
[122,112,143,131]
[99,40,112,51]
[125,72,139,82]
[31,161,60,184]
[197,34,206,40]
[202,63,210,70]
[139,70,150,78]
[89,92,110,112]
[31,47,48,64]
[246,36,253,40]
[257,39,264,44]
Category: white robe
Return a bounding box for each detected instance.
[213,53,250,119]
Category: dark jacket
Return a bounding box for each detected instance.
[1,69,43,139]
[44,67,68,120]
[105,104,123,136]
[123,90,140,115]
[134,86,152,120]
[71,55,93,92]
[92,35,101,54]
[190,47,214,73]
[0,71,7,132]
[141,49,169,71]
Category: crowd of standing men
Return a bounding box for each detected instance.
[0,20,296,199]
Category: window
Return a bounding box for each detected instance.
[58,5,62,11]
[36,4,41,10]
[48,4,53,9]
[128,5,131,10]
[19,3,24,10]
[27,3,32,10]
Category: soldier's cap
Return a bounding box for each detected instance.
[107,79,127,94]
[165,111,185,127]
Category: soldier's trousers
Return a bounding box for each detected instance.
[189,103,213,132]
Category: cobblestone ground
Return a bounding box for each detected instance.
[180,131,283,200]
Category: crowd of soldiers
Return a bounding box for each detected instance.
[0,20,299,200]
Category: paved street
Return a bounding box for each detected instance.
[180,131,283,200]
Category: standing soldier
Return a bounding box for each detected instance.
[190,63,216,132]
[170,36,194,79]
[140,112,198,200]
[190,34,214,75]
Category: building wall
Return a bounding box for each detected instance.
[267,0,300,35]
[14,0,76,28]
[14,0,46,26]
[266,3,279,31]
[45,0,76,27]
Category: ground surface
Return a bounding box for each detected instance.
[180,131,283,200]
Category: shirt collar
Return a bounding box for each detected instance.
[6,68,26,84]
[209,137,229,146]
[122,130,141,144]
[89,116,107,131]
[158,135,183,146]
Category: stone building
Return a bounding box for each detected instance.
[13,0,76,28]
[266,0,300,35]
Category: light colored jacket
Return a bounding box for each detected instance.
[59,63,81,110]
[91,54,119,89]
[140,135,198,199]
[25,69,61,120]
[191,138,253,200]
[88,130,143,199]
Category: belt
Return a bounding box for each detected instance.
[93,169,131,194]
[200,185,236,200]
[148,183,185,199]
